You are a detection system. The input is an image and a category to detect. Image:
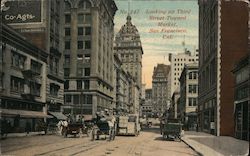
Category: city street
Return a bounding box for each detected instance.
[1,128,198,156]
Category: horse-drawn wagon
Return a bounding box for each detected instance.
[91,114,116,141]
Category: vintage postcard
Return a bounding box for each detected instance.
[0,0,249,155]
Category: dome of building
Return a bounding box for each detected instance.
[118,15,139,36]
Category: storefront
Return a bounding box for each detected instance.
[1,108,52,133]
[235,101,249,141]
[232,55,249,141]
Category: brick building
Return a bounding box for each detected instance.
[198,0,249,136]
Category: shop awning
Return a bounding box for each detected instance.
[48,111,67,120]
[0,109,53,118]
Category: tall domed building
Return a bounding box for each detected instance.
[114,15,143,93]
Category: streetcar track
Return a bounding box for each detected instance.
[35,141,102,156]
[69,142,102,156]
[34,142,84,156]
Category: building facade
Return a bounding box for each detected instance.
[2,0,65,115]
[198,0,249,136]
[114,54,129,114]
[232,55,249,141]
[141,89,153,117]
[168,50,198,98]
[140,84,146,116]
[62,0,117,117]
[0,24,50,133]
[114,15,143,95]
[152,64,170,115]
[129,78,140,114]
[170,89,180,119]
[179,63,198,131]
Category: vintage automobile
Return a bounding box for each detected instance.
[161,118,182,141]
[62,122,83,138]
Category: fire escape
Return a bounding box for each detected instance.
[21,67,40,101]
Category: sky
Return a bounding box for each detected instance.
[114,0,199,89]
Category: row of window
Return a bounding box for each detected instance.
[120,54,139,61]
[174,58,197,62]
[11,51,43,75]
[142,106,152,110]
[188,98,197,106]
[65,14,91,24]
[65,27,91,36]
[10,76,24,94]
[65,0,91,12]
[174,67,183,71]
[188,71,198,80]
[64,40,91,50]
[65,94,92,105]
[65,54,91,65]
[10,76,41,96]
[1,100,43,111]
[77,80,90,90]
[188,84,198,94]
[64,67,90,77]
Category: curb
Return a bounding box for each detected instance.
[1,131,58,139]
[181,138,203,156]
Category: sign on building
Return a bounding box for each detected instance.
[2,0,42,24]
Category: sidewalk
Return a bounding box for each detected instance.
[181,131,249,156]
[2,131,56,139]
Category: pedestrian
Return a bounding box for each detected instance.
[81,115,85,125]
[1,118,7,138]
[25,121,31,135]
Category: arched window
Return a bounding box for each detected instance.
[85,1,91,8]
[78,0,91,9]
[65,1,71,11]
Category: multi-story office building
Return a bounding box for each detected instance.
[114,15,143,95]
[179,63,198,130]
[141,89,153,117]
[168,50,198,98]
[114,54,129,114]
[152,64,170,114]
[198,0,249,136]
[2,0,65,115]
[232,55,249,141]
[0,24,50,132]
[62,0,117,116]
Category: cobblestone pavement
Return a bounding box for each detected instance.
[1,128,198,156]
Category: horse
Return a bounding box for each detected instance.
[57,120,68,135]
